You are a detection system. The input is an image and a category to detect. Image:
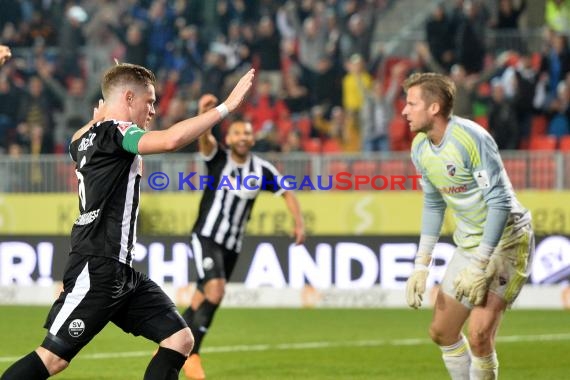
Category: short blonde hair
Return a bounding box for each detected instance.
[101,63,156,99]
[403,72,455,118]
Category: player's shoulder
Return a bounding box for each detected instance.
[112,120,141,136]
[252,153,280,173]
[411,132,428,152]
[449,115,493,145]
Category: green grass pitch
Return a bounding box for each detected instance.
[0,307,569,379]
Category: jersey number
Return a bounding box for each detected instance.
[76,156,87,211]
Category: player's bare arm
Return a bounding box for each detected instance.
[197,93,219,157]
[71,99,107,143]
[138,69,254,155]
[282,191,305,245]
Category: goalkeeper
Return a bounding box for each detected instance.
[402,72,534,380]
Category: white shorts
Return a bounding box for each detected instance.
[441,224,535,308]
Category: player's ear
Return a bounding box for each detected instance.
[125,90,134,106]
[429,102,440,116]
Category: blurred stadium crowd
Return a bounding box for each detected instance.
[1,0,570,158]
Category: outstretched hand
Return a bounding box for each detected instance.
[224,68,255,112]
[0,45,12,66]
[293,225,305,245]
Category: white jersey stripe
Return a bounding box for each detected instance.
[119,155,140,264]
[49,263,90,335]
[201,161,233,237]
[191,233,205,279]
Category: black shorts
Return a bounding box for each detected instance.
[41,254,187,362]
[190,233,239,291]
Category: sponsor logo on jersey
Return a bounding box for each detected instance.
[68,319,85,337]
[74,209,100,225]
[439,184,468,194]
[78,133,96,151]
[446,163,456,176]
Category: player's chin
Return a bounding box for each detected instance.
[236,146,251,155]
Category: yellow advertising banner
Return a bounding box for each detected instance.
[0,191,569,236]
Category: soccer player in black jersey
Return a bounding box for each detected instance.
[0,64,254,380]
[180,94,305,379]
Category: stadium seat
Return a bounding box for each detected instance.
[529,135,557,151]
[321,139,342,154]
[502,158,527,189]
[559,135,570,151]
[276,119,294,144]
[302,138,321,154]
[529,156,556,189]
[530,115,548,136]
[518,137,529,150]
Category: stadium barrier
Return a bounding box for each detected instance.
[0,235,569,309]
[1,151,570,193]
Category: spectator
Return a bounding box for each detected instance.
[17,75,55,152]
[243,78,290,133]
[0,72,21,148]
[425,3,455,73]
[252,120,282,152]
[454,1,487,74]
[488,79,519,150]
[546,81,570,138]
[360,63,405,152]
[493,0,527,53]
[36,58,101,150]
[253,16,282,95]
[546,0,570,35]
[539,32,570,107]
[342,53,372,116]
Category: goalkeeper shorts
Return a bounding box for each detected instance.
[441,223,534,308]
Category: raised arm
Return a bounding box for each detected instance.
[196,94,219,157]
[137,69,254,155]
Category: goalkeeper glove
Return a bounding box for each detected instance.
[454,246,495,306]
[406,253,432,309]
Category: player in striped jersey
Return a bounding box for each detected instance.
[402,73,533,380]
[1,64,254,380]
[180,94,305,379]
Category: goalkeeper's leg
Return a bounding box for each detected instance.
[467,292,506,380]
[429,288,472,380]
[427,249,476,379]
[466,224,534,380]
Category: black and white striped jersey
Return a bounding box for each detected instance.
[69,120,142,265]
[192,147,286,253]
